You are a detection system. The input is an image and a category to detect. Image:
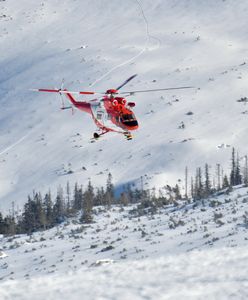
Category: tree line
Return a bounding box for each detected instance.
[188,147,247,201]
[0,148,247,235]
[0,173,115,235]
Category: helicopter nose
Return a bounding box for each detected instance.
[125,120,139,130]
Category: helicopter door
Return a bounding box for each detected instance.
[96,111,104,120]
[92,104,120,131]
[96,110,105,125]
[92,103,106,125]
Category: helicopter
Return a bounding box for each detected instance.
[31,74,193,140]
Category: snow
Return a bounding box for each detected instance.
[1,247,248,300]
[1,186,248,299]
[0,251,8,259]
[1,0,248,211]
[1,0,248,298]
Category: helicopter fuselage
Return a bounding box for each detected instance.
[65,92,138,135]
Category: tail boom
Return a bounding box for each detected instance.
[65,92,91,114]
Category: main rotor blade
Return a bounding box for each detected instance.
[119,86,195,95]
[30,88,103,95]
[116,74,138,91]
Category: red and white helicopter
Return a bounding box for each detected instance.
[31,74,193,140]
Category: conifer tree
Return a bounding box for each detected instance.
[0,212,4,233]
[104,172,114,207]
[120,192,129,206]
[230,148,236,186]
[0,213,17,235]
[194,167,203,200]
[53,186,65,223]
[235,152,242,185]
[204,163,211,196]
[21,196,38,233]
[3,215,16,235]
[44,191,53,227]
[216,163,221,190]
[66,181,71,214]
[173,184,181,200]
[81,180,94,223]
[185,166,188,199]
[133,189,143,203]
[33,192,46,230]
[94,187,105,206]
[124,183,134,203]
[190,177,194,199]
[73,183,83,211]
[244,155,248,186]
[222,175,230,188]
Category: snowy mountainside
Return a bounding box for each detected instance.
[1,186,248,299]
[1,0,248,210]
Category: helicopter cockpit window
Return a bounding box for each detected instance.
[122,114,135,121]
[120,113,138,127]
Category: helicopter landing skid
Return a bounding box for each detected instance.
[124,132,133,140]
[91,130,109,142]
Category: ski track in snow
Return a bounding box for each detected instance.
[0,131,33,157]
[1,0,248,234]
[90,0,160,88]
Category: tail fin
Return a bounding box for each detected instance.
[64,89,77,106]
[64,89,91,114]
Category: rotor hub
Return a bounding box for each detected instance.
[106,89,118,95]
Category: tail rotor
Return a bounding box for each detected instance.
[58,79,74,114]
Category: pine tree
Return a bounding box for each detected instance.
[133,189,143,203]
[34,192,46,230]
[73,183,83,211]
[244,155,248,186]
[230,148,236,186]
[66,181,71,214]
[104,172,114,207]
[194,167,203,200]
[81,180,94,223]
[204,163,211,196]
[222,174,230,188]
[21,195,38,233]
[185,166,188,199]
[120,192,129,206]
[0,213,17,235]
[124,183,134,203]
[0,212,4,233]
[235,152,242,185]
[3,215,16,235]
[53,186,65,223]
[216,163,221,190]
[44,191,53,227]
[173,184,181,200]
[94,187,105,206]
[190,177,194,199]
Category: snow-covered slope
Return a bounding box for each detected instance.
[2,248,248,300]
[1,186,248,299]
[1,0,248,210]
